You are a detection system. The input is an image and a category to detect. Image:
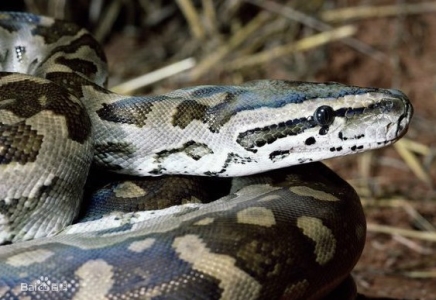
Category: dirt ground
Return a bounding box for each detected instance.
[3,0,436,299]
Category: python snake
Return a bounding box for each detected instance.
[0,12,413,300]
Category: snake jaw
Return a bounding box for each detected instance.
[389,89,414,141]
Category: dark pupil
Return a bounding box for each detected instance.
[313,105,335,126]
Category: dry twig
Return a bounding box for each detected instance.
[226,25,356,70]
[175,0,205,40]
[245,0,387,62]
[367,223,436,242]
[111,58,196,94]
[322,2,436,23]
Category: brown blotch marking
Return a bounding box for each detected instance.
[282,279,309,299]
[55,33,106,62]
[38,34,107,81]
[0,121,43,164]
[184,141,213,160]
[30,19,106,64]
[206,92,239,133]
[203,152,254,176]
[180,90,244,133]
[31,19,83,44]
[0,78,91,143]
[81,176,217,219]
[224,152,254,165]
[155,141,213,162]
[96,100,155,128]
[172,100,208,129]
[236,118,316,152]
[94,142,135,170]
[269,150,290,162]
[173,234,262,299]
[235,236,295,281]
[46,72,109,99]
[0,176,61,241]
[236,240,273,278]
[55,57,98,80]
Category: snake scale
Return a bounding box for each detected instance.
[0,11,413,300]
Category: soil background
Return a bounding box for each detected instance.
[1,1,436,299]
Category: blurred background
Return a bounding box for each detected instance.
[0,0,435,299]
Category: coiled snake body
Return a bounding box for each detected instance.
[0,12,413,300]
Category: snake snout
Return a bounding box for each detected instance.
[387,88,413,117]
[386,88,414,140]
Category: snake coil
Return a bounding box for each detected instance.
[0,12,412,300]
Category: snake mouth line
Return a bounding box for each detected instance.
[394,92,414,140]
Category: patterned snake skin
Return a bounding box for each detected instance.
[0,12,413,300]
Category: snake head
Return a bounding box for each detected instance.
[209,80,413,176]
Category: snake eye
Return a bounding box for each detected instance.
[313,105,335,126]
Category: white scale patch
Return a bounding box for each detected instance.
[38,94,48,106]
[236,207,276,227]
[128,238,156,253]
[6,249,54,267]
[62,203,203,237]
[73,259,114,300]
[114,181,147,198]
[0,215,11,242]
[233,184,280,197]
[290,186,339,201]
[258,194,281,202]
[194,217,215,226]
[173,234,261,299]
[297,216,336,265]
